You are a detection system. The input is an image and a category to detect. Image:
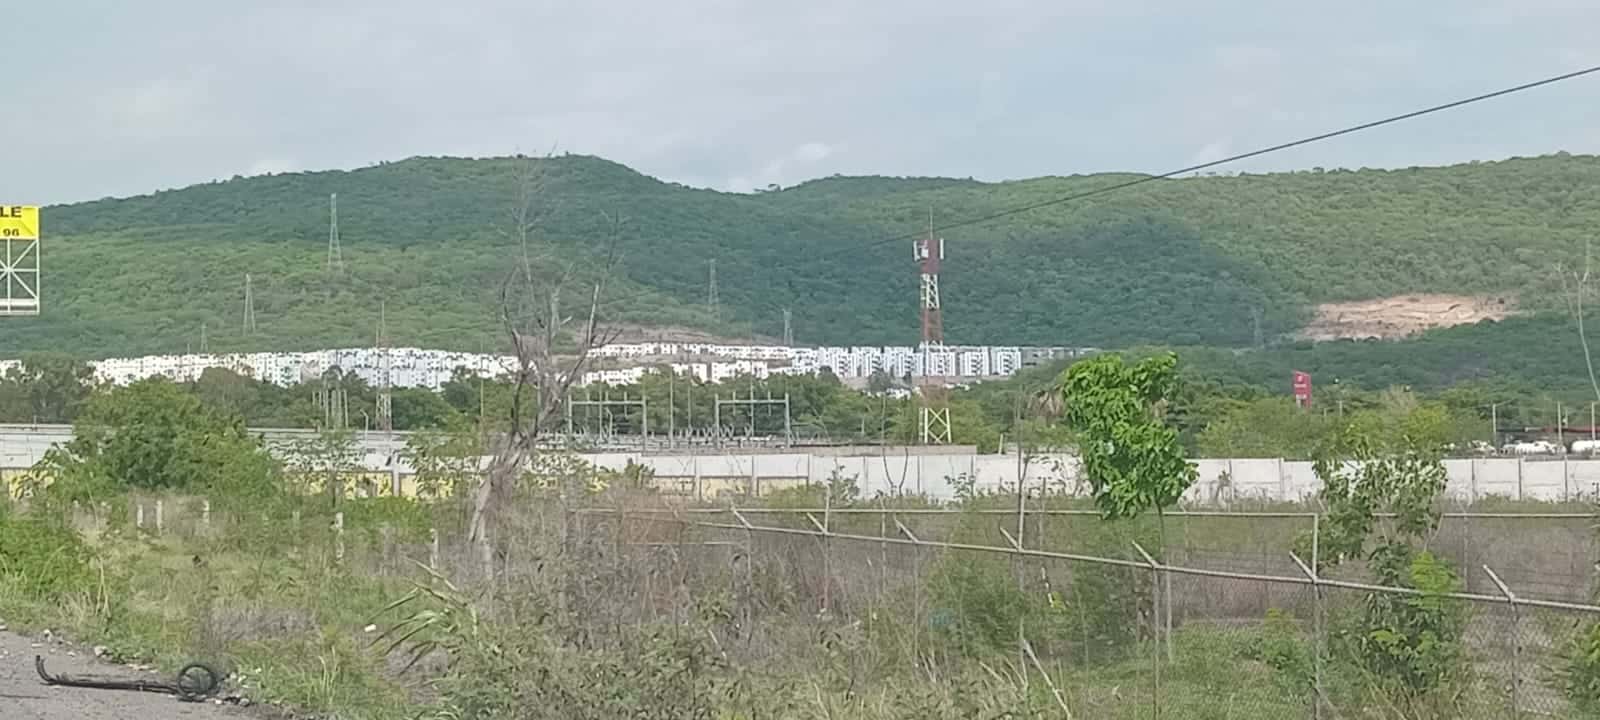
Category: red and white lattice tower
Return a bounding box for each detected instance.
[914,216,951,444]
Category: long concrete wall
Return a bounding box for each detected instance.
[584,451,1600,504]
[7,424,1599,504]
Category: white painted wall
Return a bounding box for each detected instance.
[5,424,1597,504]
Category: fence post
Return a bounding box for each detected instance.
[201,499,211,530]
[1483,565,1520,720]
[429,527,440,573]
[334,511,345,565]
[1292,553,1324,720]
[135,502,145,529]
[1133,542,1162,718]
[1016,453,1028,679]
[155,500,164,535]
[878,501,888,602]
[823,488,833,615]
[730,504,756,648]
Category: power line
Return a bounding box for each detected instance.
[590,63,1600,316]
[835,63,1600,256]
[401,64,1600,344]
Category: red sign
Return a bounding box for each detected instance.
[1292,371,1312,408]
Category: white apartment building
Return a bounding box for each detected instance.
[17,342,1073,393]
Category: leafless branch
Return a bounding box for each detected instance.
[1559,234,1600,405]
[469,186,628,581]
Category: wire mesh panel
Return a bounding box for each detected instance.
[1440,514,1596,602]
[1318,583,1505,719]
[1523,604,1600,717]
[1163,576,1315,719]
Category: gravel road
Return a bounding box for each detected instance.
[0,631,245,720]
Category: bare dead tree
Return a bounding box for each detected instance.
[467,154,625,580]
[1559,234,1600,407]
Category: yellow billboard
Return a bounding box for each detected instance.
[0,206,39,240]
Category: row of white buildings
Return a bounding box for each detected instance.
[592,342,1085,379]
[0,343,1088,391]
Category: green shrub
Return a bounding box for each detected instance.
[1560,620,1600,714]
[0,507,93,597]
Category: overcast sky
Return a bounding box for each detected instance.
[7,1,1600,205]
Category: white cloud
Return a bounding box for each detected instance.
[728,142,839,191]
[246,157,298,176]
[7,0,1600,203]
[1190,140,1233,167]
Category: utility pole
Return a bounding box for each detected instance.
[1491,402,1499,448]
[1558,401,1565,450]
[376,300,392,433]
[199,322,208,353]
[782,308,793,346]
[326,193,344,276]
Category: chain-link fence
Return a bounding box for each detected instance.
[84,492,1600,718]
[585,505,1600,719]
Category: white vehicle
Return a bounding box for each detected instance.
[1572,440,1600,455]
[1506,440,1562,455]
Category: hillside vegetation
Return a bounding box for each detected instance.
[8,152,1600,357]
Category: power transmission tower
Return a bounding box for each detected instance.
[782,308,793,346]
[707,259,719,322]
[376,300,392,433]
[326,193,344,276]
[199,322,208,353]
[242,273,258,335]
[915,211,952,444]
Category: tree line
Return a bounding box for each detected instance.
[1,349,1514,460]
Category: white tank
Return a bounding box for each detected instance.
[1572,440,1600,455]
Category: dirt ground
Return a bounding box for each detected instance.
[0,631,245,720]
[1298,293,1516,341]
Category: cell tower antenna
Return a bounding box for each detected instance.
[376,300,392,433]
[242,273,258,335]
[326,193,344,275]
[782,308,793,346]
[914,209,951,444]
[707,259,720,322]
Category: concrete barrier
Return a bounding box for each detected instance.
[4,424,1596,504]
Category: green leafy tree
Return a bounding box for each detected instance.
[40,378,277,506]
[1311,427,1466,709]
[1054,352,1196,661]
[0,353,95,423]
[282,427,363,506]
[401,414,485,500]
[1197,397,1335,458]
[391,387,459,430]
[1055,352,1197,520]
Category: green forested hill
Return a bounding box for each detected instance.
[6,152,1599,358]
